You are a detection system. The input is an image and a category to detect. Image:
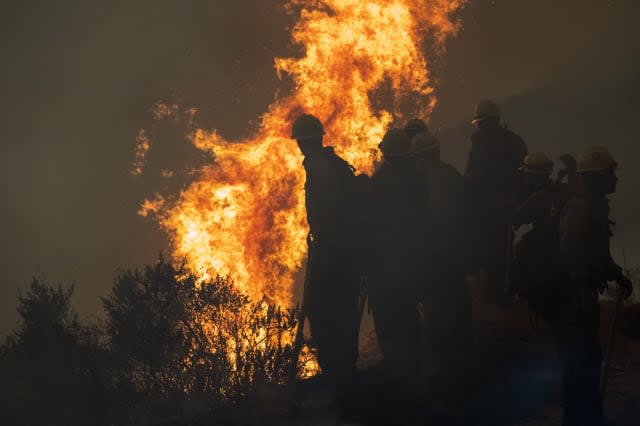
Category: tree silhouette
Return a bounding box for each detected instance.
[0,259,301,425]
[0,278,108,426]
[101,255,298,422]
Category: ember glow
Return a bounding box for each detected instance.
[131,130,150,176]
[141,0,467,307]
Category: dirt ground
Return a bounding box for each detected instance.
[288,293,640,426]
[186,290,640,426]
[513,303,640,426]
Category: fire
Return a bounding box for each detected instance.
[141,0,467,307]
[131,130,150,176]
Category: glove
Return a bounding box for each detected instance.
[617,276,633,300]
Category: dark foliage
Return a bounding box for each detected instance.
[0,278,111,426]
[1,257,300,425]
[102,256,298,422]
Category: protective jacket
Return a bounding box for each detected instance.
[367,158,427,372]
[464,123,527,302]
[417,160,472,383]
[303,147,365,250]
[301,146,366,382]
[512,182,569,319]
[556,193,624,426]
[559,195,623,287]
[465,124,528,213]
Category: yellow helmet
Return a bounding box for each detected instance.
[519,152,553,176]
[577,145,617,174]
[410,131,440,155]
[379,128,411,158]
[471,99,500,124]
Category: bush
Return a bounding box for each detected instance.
[0,278,109,426]
[1,258,302,425]
[101,256,298,422]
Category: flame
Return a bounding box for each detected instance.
[131,130,150,176]
[142,0,467,307]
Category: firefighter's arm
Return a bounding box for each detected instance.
[512,191,547,228]
[590,260,632,299]
[588,218,631,297]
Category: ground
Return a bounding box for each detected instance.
[291,294,640,426]
[175,290,640,426]
[513,303,640,426]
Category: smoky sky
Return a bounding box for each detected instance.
[1,0,639,332]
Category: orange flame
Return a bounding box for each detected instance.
[142,0,467,307]
[131,130,150,176]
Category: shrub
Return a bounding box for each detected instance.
[101,256,298,421]
[1,259,303,425]
[0,278,108,426]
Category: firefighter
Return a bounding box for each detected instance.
[368,128,427,378]
[557,145,632,426]
[404,118,429,139]
[464,99,528,304]
[291,113,364,386]
[511,152,569,320]
[410,130,472,387]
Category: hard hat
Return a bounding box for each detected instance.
[404,118,428,138]
[410,131,440,155]
[378,128,411,158]
[519,152,554,176]
[471,99,500,124]
[291,114,324,140]
[577,146,617,174]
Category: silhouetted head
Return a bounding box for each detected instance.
[519,152,553,189]
[291,114,324,156]
[472,99,500,129]
[410,131,440,172]
[578,146,618,195]
[379,128,411,163]
[404,118,428,139]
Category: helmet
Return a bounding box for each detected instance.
[472,99,500,124]
[577,145,617,174]
[291,114,324,140]
[410,131,440,155]
[404,118,428,138]
[379,128,411,158]
[519,152,554,176]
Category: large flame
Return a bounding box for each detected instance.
[141,0,467,307]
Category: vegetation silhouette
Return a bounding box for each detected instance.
[1,256,300,425]
[1,256,638,425]
[1,278,108,426]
